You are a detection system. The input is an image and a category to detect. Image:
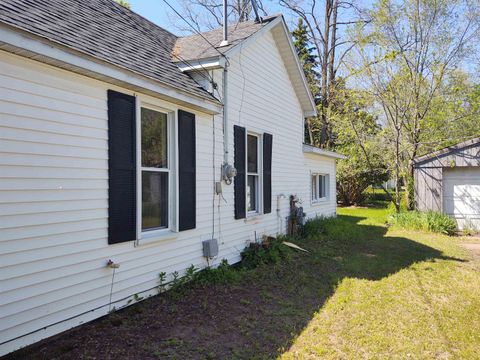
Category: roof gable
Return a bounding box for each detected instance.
[175,15,317,117]
[173,16,277,62]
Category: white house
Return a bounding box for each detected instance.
[0,0,344,355]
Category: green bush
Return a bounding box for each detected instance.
[389,210,457,235]
[193,259,242,285]
[240,236,291,269]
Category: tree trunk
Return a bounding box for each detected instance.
[405,161,415,210]
[394,127,401,213]
[320,0,331,147]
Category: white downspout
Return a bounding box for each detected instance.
[221,0,229,165]
[223,66,228,165]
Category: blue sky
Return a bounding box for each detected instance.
[128,0,174,29]
[127,0,287,35]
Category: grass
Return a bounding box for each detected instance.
[282,207,480,359]
[9,206,480,360]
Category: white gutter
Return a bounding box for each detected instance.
[176,56,226,72]
[303,144,346,159]
[0,24,222,115]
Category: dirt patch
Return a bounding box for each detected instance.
[3,255,337,360]
[461,243,480,261]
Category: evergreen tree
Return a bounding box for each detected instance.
[292,18,320,144]
[292,18,320,102]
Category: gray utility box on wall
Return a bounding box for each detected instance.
[202,238,219,258]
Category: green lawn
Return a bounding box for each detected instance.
[282,207,480,359]
[10,206,480,359]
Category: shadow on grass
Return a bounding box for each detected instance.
[6,214,465,360]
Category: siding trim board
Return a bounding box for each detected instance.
[0,25,222,115]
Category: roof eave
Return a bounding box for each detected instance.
[0,24,222,115]
[277,18,317,117]
[413,137,480,165]
[176,56,226,71]
[303,144,346,159]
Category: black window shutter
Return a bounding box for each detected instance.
[178,110,196,231]
[107,90,137,244]
[263,133,273,214]
[234,125,246,219]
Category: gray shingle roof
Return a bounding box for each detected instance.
[173,15,279,62]
[413,137,480,164]
[0,0,217,102]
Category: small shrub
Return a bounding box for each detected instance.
[240,236,291,269]
[193,259,242,285]
[302,216,328,238]
[389,210,457,235]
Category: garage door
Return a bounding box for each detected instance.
[443,167,480,230]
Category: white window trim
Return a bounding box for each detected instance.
[246,131,263,217]
[311,172,329,204]
[135,99,179,245]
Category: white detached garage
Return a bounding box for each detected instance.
[413,138,480,231]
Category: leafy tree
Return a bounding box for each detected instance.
[422,72,480,151]
[332,87,389,205]
[352,0,479,211]
[281,0,369,148]
[114,0,130,9]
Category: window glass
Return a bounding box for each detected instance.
[247,134,258,173]
[312,174,328,201]
[319,175,325,198]
[142,171,168,230]
[141,107,169,231]
[247,175,257,212]
[141,108,168,168]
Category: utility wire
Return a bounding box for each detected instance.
[159,0,229,62]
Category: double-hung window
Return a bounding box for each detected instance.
[140,107,170,231]
[247,133,261,214]
[311,173,329,202]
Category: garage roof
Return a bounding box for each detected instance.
[413,137,480,166]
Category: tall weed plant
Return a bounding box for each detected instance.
[389,210,457,235]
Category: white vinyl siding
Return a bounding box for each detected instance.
[0,26,338,356]
[0,51,218,355]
